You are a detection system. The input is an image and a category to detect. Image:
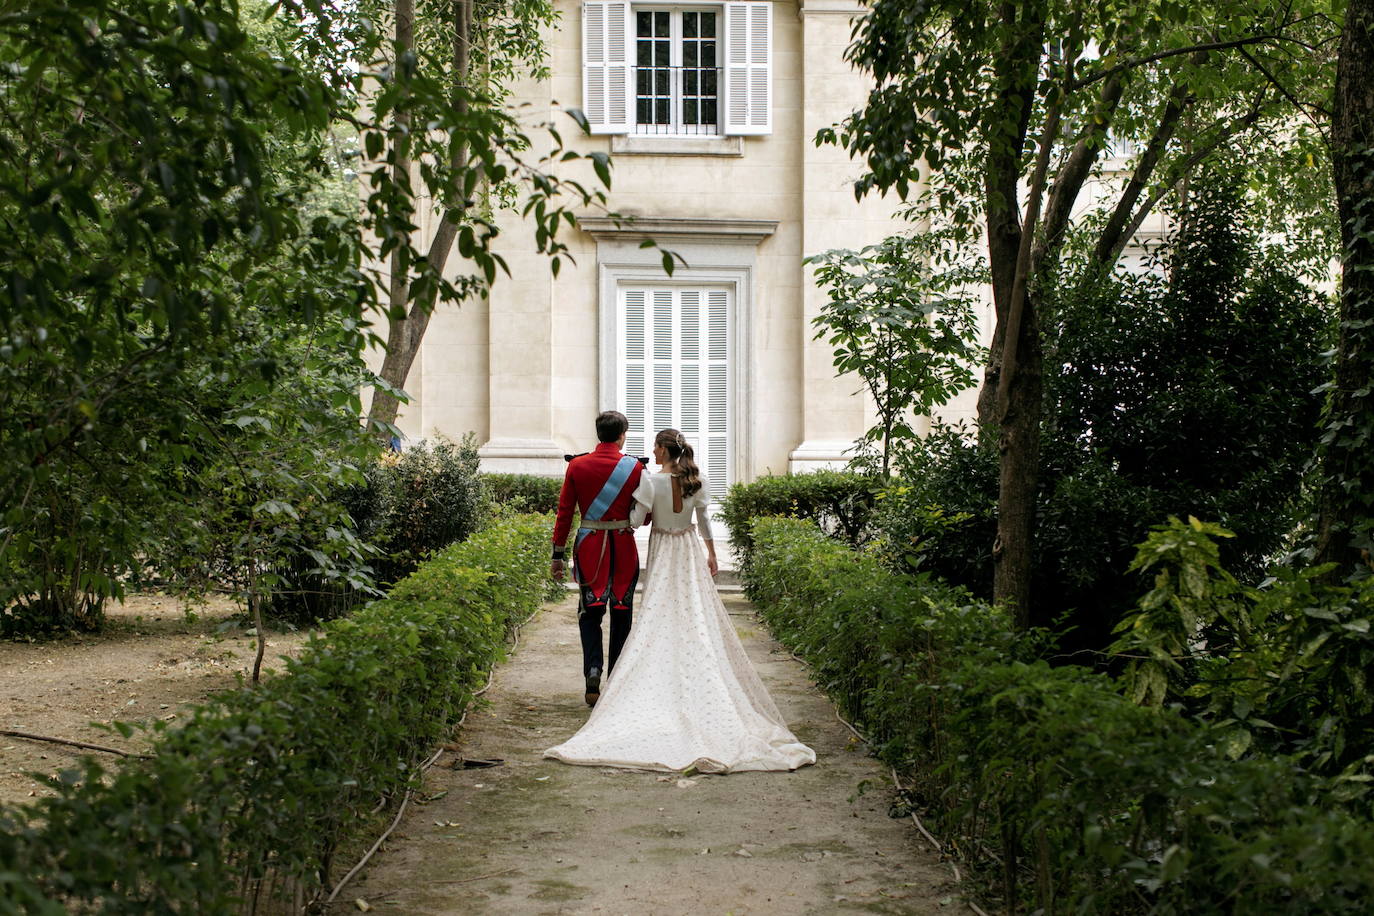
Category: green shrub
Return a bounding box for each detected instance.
[941,658,1374,913]
[483,472,563,513]
[867,425,997,586]
[0,513,552,913]
[744,516,1374,913]
[270,435,490,623]
[1112,517,1374,776]
[874,172,1331,652]
[747,516,1038,780]
[719,471,877,579]
[368,435,490,584]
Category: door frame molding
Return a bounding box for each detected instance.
[585,217,776,488]
[614,283,736,500]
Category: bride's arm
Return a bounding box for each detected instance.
[629,474,654,527]
[696,487,718,576]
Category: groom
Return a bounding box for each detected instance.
[551,411,646,707]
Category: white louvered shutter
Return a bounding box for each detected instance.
[618,286,733,501]
[723,2,771,136]
[622,290,647,458]
[583,1,632,134]
[704,289,731,502]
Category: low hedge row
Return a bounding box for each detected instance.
[718,470,877,578]
[482,472,563,514]
[745,516,1374,914]
[0,513,554,914]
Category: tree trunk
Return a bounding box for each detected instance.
[1314,0,1374,575]
[368,0,474,436]
[974,2,1045,430]
[993,289,1043,629]
[978,2,1047,624]
[369,0,417,436]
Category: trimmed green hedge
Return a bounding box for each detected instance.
[0,513,553,914]
[746,516,1374,914]
[718,470,877,578]
[482,472,563,514]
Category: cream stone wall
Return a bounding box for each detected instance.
[395,0,906,480]
[792,0,903,469]
[379,6,1185,480]
[376,6,1170,473]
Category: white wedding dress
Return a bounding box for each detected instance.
[544,472,816,773]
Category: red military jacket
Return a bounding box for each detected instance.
[553,442,645,609]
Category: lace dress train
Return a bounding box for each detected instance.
[544,512,814,774]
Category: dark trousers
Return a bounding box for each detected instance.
[577,579,636,678]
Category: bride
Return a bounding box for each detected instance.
[544,428,815,773]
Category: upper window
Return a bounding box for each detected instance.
[582,1,771,138]
[634,9,719,135]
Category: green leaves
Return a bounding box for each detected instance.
[745,514,1374,913]
[0,512,553,911]
[808,232,985,475]
[1111,516,1242,707]
[0,0,382,634]
[588,150,613,189]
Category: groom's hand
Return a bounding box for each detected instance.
[550,558,566,582]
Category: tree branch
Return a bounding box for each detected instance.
[1032,73,1125,270]
[1,728,149,759]
[1091,75,1196,269]
[975,2,1045,424]
[1101,95,1269,269]
[1238,45,1331,130]
[1069,35,1298,92]
[997,82,1063,419]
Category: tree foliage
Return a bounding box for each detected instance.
[0,0,629,636]
[806,232,984,476]
[874,172,1332,646]
[0,0,379,635]
[822,0,1340,620]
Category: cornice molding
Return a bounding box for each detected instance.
[579,216,780,246]
[798,0,866,15]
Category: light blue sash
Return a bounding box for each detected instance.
[584,455,638,523]
[577,455,639,546]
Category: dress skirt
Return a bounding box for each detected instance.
[544,526,815,773]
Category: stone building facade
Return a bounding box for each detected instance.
[385,0,994,493]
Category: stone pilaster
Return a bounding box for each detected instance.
[790,0,898,471]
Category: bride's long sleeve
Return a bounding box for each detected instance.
[629,474,655,527]
[695,485,714,541]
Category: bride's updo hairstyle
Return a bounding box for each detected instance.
[655,428,702,499]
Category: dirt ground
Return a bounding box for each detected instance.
[325,591,960,916]
[0,594,312,806]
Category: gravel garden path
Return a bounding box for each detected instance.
[328,589,958,915]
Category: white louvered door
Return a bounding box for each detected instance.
[619,286,732,503]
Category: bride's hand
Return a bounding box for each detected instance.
[707,555,719,577]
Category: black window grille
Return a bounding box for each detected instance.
[633,9,719,135]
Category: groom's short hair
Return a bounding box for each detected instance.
[595,411,629,443]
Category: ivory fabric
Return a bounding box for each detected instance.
[627,471,714,540]
[545,474,815,773]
